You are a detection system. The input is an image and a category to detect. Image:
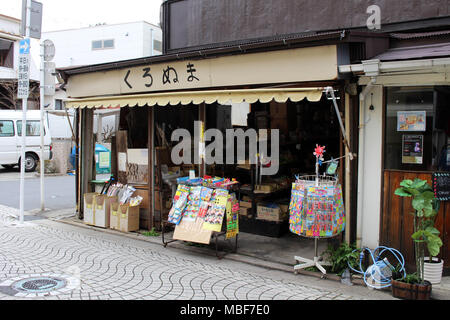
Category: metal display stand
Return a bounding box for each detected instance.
[161,182,240,259]
[291,174,342,276]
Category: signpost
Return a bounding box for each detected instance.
[20,0,43,39]
[18,0,35,223]
[39,38,55,211]
[19,0,44,221]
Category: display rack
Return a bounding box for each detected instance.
[161,182,240,259]
[290,174,345,276]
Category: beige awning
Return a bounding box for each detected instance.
[65,88,324,109]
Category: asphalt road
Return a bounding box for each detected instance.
[0,167,75,211]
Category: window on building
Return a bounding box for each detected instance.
[0,120,14,137]
[153,39,162,53]
[17,120,44,136]
[55,99,63,110]
[92,39,115,50]
[103,39,114,49]
[384,86,450,172]
[0,39,14,68]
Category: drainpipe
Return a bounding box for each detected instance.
[356,77,376,248]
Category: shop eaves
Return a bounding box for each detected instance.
[57,30,387,82]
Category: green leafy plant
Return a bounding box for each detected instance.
[322,242,361,276]
[394,178,442,284]
[141,227,160,237]
[401,273,420,284]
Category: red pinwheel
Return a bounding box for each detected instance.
[313,145,326,161]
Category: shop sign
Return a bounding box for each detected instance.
[402,134,423,164]
[67,45,338,98]
[397,111,426,132]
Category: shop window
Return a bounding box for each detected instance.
[384,86,450,172]
[17,120,44,136]
[0,120,14,137]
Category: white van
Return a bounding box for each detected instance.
[0,110,52,172]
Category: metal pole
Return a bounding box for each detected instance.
[325,86,353,160]
[19,0,32,223]
[39,39,45,211]
[150,28,154,56]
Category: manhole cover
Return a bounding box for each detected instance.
[12,277,66,293]
[0,273,80,297]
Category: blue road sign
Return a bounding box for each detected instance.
[19,38,30,55]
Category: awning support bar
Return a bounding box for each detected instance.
[325,86,355,161]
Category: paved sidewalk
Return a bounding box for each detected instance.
[1,205,448,300]
[0,205,398,301]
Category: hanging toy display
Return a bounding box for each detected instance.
[289,145,346,275]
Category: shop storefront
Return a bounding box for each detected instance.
[60,38,362,263]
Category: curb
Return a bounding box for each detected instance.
[53,216,365,286]
[34,173,67,177]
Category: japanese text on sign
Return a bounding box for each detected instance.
[123,62,200,90]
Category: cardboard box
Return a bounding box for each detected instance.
[257,203,284,222]
[110,201,121,230]
[118,204,140,232]
[239,207,251,217]
[83,193,99,226]
[239,200,252,208]
[133,187,149,209]
[93,195,118,228]
[255,184,276,193]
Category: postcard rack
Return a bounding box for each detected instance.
[161,183,240,260]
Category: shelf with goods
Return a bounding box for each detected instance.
[234,163,293,238]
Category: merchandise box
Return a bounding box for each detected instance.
[118,204,140,232]
[239,200,252,208]
[93,195,118,228]
[239,207,251,217]
[83,193,99,226]
[256,203,283,222]
[110,201,121,230]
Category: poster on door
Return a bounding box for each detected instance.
[397,111,426,132]
[402,134,424,164]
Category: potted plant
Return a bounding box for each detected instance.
[392,178,443,299]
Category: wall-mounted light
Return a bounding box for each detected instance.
[369,93,375,111]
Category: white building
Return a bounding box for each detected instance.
[43,22,162,137]
[0,13,40,110]
[42,21,162,69]
[41,21,162,173]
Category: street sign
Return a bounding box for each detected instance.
[44,61,56,95]
[19,38,30,55]
[43,39,55,62]
[18,40,31,99]
[20,0,43,39]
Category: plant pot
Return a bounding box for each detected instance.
[424,257,444,284]
[391,279,432,300]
